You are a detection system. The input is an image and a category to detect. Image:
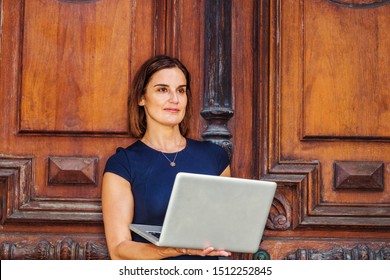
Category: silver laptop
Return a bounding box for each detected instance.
[129,172,276,253]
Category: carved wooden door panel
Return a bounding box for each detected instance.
[256,0,390,259]
[0,0,204,259]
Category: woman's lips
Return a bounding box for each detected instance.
[164,108,180,113]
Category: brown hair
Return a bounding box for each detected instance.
[128,55,193,138]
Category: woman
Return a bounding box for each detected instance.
[102,55,231,260]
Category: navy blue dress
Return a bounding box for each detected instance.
[104,138,230,260]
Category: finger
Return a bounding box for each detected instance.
[176,248,187,254]
[201,247,215,255]
[209,250,231,257]
[184,248,211,256]
[202,248,231,257]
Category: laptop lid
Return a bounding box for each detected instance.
[140,172,276,253]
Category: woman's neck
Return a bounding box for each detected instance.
[141,129,186,153]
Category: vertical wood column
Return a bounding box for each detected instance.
[201,0,234,160]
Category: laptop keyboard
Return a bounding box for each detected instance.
[148,231,161,239]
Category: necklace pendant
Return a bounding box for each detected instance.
[170,162,176,167]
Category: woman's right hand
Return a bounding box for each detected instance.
[175,247,231,257]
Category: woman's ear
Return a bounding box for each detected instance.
[138,97,145,106]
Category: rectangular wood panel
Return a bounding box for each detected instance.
[302,0,390,139]
[20,0,134,134]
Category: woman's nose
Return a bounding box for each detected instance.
[169,91,179,103]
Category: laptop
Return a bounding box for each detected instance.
[129,172,277,253]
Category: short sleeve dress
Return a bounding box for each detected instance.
[104,138,230,260]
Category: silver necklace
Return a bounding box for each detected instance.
[160,152,178,167]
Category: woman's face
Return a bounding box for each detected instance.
[139,67,188,130]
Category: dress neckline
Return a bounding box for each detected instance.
[137,138,188,155]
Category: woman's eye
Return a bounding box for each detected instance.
[178,88,186,94]
[158,87,168,93]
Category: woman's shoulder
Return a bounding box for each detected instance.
[107,140,146,160]
[104,140,147,179]
[187,138,212,147]
[185,138,230,172]
[186,138,225,153]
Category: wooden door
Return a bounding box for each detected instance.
[254,0,390,259]
[0,0,205,259]
[3,0,389,260]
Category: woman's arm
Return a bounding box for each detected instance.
[102,172,181,259]
[102,172,230,259]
